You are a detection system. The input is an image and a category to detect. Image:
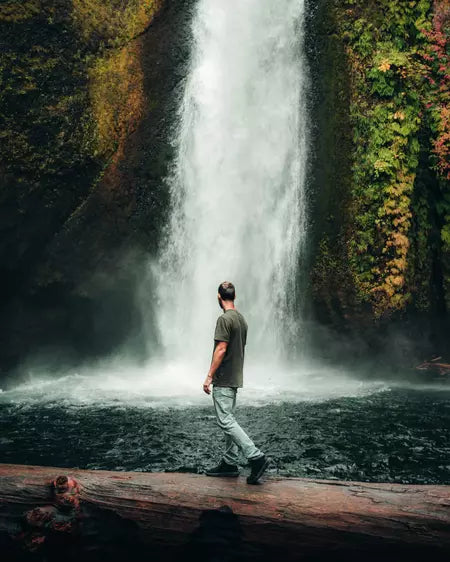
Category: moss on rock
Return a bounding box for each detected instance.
[88,44,145,158]
[0,0,166,374]
[72,0,161,49]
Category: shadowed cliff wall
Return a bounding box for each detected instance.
[0,0,195,378]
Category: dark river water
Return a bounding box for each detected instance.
[1,383,449,484]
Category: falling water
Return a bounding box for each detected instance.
[154,0,309,372]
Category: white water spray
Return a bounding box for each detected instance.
[154,0,309,372]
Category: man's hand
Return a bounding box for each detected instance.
[203,374,213,395]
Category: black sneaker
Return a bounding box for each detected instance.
[205,459,240,477]
[247,454,271,485]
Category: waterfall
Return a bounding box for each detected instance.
[1,1,394,405]
[153,0,308,373]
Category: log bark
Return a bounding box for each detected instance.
[0,463,449,561]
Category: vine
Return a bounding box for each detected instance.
[335,0,449,318]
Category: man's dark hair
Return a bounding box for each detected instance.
[218,281,235,301]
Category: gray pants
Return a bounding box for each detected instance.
[212,385,263,466]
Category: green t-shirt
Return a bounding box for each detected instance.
[212,308,248,388]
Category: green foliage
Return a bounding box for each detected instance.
[322,0,450,318]
[0,14,91,182]
[0,1,40,23]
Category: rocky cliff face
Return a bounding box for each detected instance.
[0,0,195,377]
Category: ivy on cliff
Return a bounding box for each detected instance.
[420,3,450,307]
[315,0,449,319]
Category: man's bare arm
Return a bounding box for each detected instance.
[203,341,228,395]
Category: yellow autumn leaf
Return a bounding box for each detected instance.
[378,60,391,72]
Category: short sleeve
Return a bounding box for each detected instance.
[214,315,231,342]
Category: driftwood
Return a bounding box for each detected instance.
[416,356,450,376]
[0,464,449,561]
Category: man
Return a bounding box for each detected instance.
[202,281,270,485]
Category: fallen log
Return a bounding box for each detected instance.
[416,359,450,376]
[0,464,449,561]
[416,361,450,375]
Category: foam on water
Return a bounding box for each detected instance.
[1,359,394,408]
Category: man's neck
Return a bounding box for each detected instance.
[222,302,235,312]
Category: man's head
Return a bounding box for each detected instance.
[217,281,235,310]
